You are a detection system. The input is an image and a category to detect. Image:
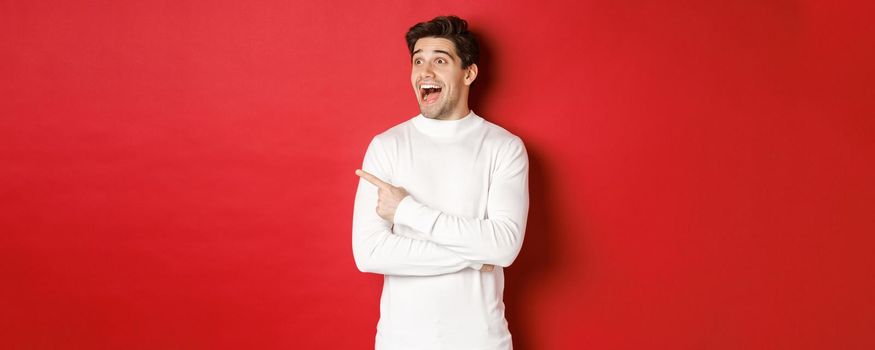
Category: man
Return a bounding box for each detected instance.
[352,15,529,350]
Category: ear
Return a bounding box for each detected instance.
[463,63,478,86]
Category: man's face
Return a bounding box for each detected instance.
[411,37,476,120]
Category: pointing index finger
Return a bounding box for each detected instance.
[355,169,390,189]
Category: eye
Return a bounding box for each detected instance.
[414,58,422,65]
[436,58,446,64]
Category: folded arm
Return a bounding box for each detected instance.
[351,137,481,276]
[393,137,530,267]
[352,178,481,276]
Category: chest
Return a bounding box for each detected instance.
[393,139,495,216]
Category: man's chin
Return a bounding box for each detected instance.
[419,106,441,119]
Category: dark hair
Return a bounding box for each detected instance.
[405,15,480,69]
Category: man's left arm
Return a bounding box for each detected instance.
[393,137,529,267]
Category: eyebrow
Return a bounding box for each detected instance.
[412,49,454,59]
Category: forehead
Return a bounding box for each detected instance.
[412,37,458,57]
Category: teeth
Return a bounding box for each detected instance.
[420,83,441,102]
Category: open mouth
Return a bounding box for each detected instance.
[420,83,442,104]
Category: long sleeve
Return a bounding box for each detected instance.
[393,136,529,267]
[352,137,478,276]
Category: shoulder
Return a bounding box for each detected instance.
[362,117,416,179]
[361,116,416,154]
[479,118,529,174]
[481,118,526,151]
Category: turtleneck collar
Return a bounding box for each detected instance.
[411,110,483,138]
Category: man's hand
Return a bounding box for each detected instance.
[356,169,409,223]
[357,169,495,272]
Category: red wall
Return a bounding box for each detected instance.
[3,1,873,349]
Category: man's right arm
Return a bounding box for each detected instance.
[351,137,481,276]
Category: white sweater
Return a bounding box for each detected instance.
[352,111,529,350]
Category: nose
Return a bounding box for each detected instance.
[417,62,435,79]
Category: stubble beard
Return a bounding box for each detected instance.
[419,94,457,120]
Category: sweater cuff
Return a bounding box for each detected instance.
[394,195,440,236]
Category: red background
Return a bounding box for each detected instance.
[2,1,874,349]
